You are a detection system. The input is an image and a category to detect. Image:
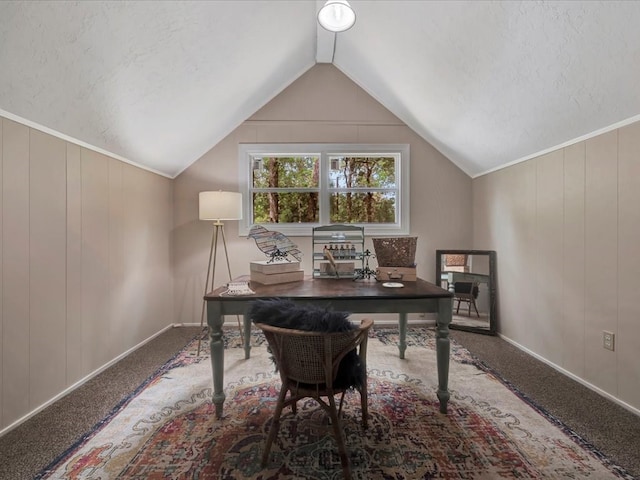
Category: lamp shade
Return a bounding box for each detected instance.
[199,191,243,221]
[318,0,356,32]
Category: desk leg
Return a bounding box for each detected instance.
[398,312,407,359]
[207,302,226,419]
[436,297,452,414]
[243,314,252,360]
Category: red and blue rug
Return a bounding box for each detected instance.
[37,328,634,479]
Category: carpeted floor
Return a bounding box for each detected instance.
[0,325,638,479]
[452,329,640,478]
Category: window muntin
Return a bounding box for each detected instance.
[238,144,410,236]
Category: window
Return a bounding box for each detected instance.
[238,144,410,236]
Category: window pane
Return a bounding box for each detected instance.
[253,192,319,223]
[329,192,396,223]
[328,156,396,189]
[252,156,320,188]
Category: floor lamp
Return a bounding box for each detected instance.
[198,191,243,356]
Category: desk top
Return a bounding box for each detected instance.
[205,276,451,301]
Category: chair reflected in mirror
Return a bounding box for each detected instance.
[453,281,480,317]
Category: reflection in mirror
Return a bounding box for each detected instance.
[436,250,497,335]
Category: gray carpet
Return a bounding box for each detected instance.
[451,329,640,479]
[0,325,638,480]
[0,326,199,480]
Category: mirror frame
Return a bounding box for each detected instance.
[436,249,497,335]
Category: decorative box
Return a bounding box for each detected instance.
[376,266,417,282]
[250,269,304,285]
[319,261,355,275]
[443,254,469,272]
[249,261,304,284]
[250,260,301,274]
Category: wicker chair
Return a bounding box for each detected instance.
[255,318,374,480]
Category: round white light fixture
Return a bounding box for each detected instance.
[318,0,356,33]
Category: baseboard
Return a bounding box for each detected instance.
[498,332,640,418]
[0,324,176,438]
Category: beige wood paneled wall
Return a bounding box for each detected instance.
[173,64,473,326]
[0,117,174,431]
[472,121,640,413]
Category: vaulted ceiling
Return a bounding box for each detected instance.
[1,1,639,178]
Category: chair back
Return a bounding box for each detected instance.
[454,281,478,298]
[255,318,373,387]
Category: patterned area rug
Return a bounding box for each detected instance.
[37,328,634,479]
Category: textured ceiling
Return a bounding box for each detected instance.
[1,1,639,178]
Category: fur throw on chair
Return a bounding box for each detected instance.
[247,298,365,389]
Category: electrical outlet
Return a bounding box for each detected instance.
[603,331,615,351]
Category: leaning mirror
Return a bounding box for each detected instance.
[435,250,497,335]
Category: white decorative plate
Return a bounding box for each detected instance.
[382,282,404,288]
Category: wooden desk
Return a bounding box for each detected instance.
[204,277,453,418]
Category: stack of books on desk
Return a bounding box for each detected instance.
[249,261,304,285]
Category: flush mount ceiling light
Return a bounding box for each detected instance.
[318,0,356,32]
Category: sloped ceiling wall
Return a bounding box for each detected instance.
[0,1,317,177]
[1,1,640,178]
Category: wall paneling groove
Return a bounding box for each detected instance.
[0,117,174,431]
[473,121,640,413]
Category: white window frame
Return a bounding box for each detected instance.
[238,143,410,237]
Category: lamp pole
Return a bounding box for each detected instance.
[197,191,243,356]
